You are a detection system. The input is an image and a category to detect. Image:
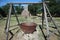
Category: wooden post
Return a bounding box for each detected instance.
[43,2,50,40]
[5,4,12,40]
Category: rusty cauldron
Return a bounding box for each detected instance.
[20,22,37,34]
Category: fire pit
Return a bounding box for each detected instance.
[20,22,37,34]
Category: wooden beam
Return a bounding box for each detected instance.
[7,1,49,4]
[8,2,42,4]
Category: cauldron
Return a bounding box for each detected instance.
[20,22,37,34]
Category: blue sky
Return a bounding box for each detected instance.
[0,0,42,6]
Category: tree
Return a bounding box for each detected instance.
[0,7,6,18]
[28,4,42,16]
[45,0,60,17]
[14,6,23,14]
[1,4,23,15]
[1,4,10,15]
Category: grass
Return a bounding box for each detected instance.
[0,15,60,40]
[0,19,6,40]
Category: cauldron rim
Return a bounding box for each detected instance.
[20,22,37,26]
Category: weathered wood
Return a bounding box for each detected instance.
[5,4,12,40]
[8,2,42,4]
[39,25,47,40]
[43,2,50,40]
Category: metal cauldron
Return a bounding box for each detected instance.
[20,22,37,34]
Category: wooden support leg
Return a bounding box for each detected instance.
[13,6,20,25]
[5,4,12,40]
[15,12,20,25]
[42,12,44,29]
[39,25,47,40]
[43,2,50,40]
[45,4,60,34]
[9,31,14,40]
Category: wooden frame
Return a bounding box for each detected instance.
[5,1,59,40]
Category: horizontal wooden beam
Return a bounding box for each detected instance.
[8,2,42,4]
[8,1,49,4]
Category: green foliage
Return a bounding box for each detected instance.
[1,4,23,15]
[28,4,42,16]
[1,4,10,15]
[15,6,23,14]
[46,0,60,17]
[0,7,7,17]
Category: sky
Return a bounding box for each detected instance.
[0,0,42,6]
